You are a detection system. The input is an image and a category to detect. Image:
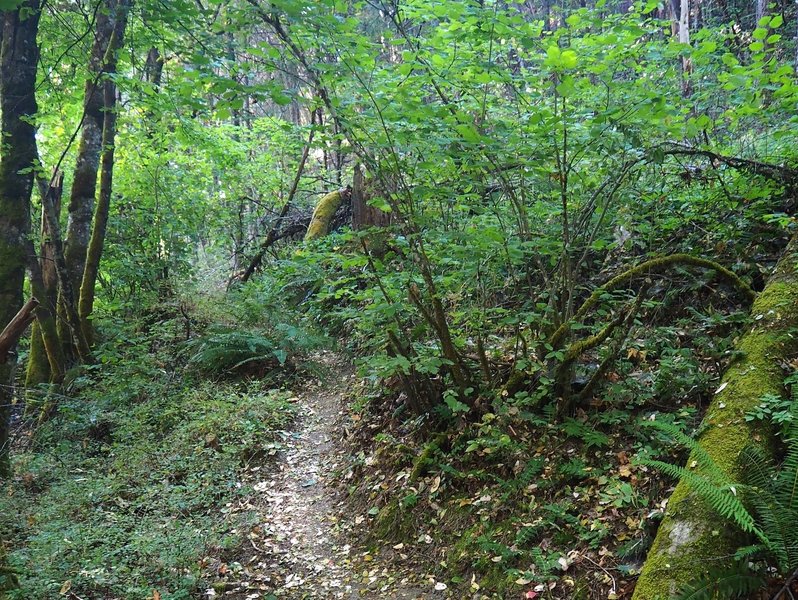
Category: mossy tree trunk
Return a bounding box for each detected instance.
[304,188,350,241]
[0,0,41,477]
[633,234,798,599]
[79,3,129,345]
[63,0,129,353]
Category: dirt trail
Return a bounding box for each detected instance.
[219,354,449,599]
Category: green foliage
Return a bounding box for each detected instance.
[1,316,297,599]
[185,325,321,375]
[675,569,764,600]
[14,0,798,595]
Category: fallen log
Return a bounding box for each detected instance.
[633,234,798,599]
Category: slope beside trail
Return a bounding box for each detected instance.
[216,353,451,599]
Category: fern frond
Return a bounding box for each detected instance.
[641,420,729,485]
[740,445,774,492]
[640,458,760,536]
[747,489,788,569]
[733,544,766,562]
[777,436,798,510]
[675,569,764,600]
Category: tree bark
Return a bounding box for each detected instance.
[0,0,41,477]
[678,0,692,94]
[26,237,65,387]
[0,299,39,365]
[633,234,798,599]
[26,174,65,387]
[78,72,123,344]
[352,164,391,230]
[755,0,766,25]
[64,0,130,299]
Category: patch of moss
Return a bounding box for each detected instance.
[305,190,344,240]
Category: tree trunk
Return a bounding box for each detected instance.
[352,164,392,231]
[304,188,351,240]
[26,174,65,388]
[64,0,130,304]
[26,236,65,388]
[0,0,41,477]
[679,0,693,95]
[79,72,124,344]
[755,0,766,24]
[633,234,798,599]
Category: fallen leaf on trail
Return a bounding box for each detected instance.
[434,581,448,590]
[525,592,538,599]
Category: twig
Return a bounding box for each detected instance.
[773,566,798,600]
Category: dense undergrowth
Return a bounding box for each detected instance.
[216,178,794,597]
[4,0,798,597]
[0,294,326,599]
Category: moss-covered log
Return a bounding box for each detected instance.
[304,189,348,240]
[550,253,755,349]
[632,235,798,599]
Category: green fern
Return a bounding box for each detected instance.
[186,323,325,374]
[676,568,764,600]
[641,456,762,537]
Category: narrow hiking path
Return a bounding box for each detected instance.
[215,353,451,599]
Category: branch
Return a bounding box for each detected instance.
[0,298,39,364]
[658,143,798,185]
[550,254,756,348]
[240,109,318,283]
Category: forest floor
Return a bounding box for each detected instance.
[213,353,451,600]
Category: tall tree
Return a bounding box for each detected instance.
[0,0,41,476]
[63,0,130,347]
[78,0,131,343]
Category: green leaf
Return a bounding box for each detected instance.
[556,75,576,96]
[444,394,470,413]
[560,50,578,69]
[770,14,783,27]
[455,124,481,143]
